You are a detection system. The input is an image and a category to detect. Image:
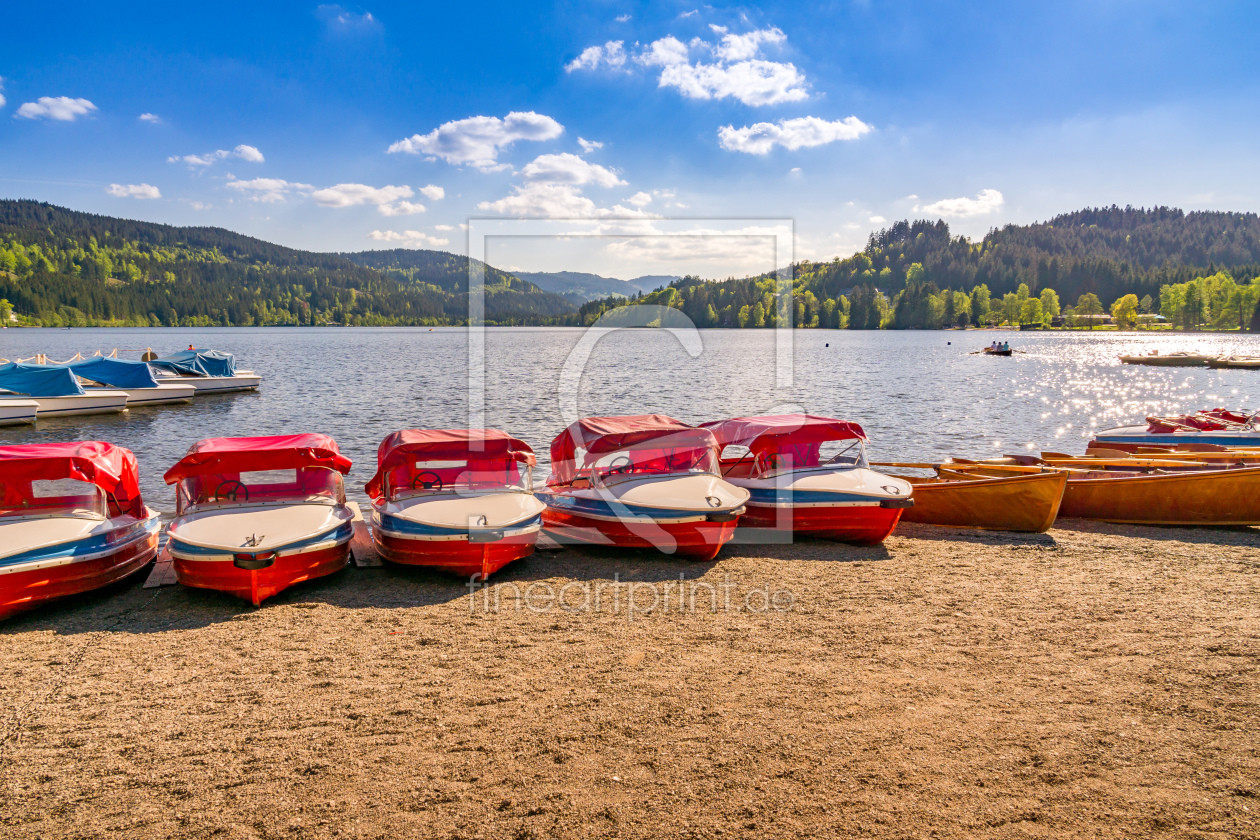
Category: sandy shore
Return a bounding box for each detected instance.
[1,520,1257,839]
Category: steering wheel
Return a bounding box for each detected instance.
[213,479,248,502]
[606,455,634,475]
[411,471,444,491]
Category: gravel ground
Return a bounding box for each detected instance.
[1,520,1257,840]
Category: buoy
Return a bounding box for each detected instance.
[947,342,951,345]
[825,343,829,347]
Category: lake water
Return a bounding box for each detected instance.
[4,326,1260,513]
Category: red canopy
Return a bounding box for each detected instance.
[0,440,146,518]
[365,429,535,501]
[547,415,719,486]
[703,414,867,462]
[163,434,351,484]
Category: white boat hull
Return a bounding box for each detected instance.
[101,384,196,406]
[155,372,261,393]
[0,399,39,426]
[30,391,129,417]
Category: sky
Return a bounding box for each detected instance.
[2,1,1259,279]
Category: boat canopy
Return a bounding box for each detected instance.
[704,414,867,468]
[365,429,535,500]
[0,441,145,518]
[64,356,160,389]
[0,362,86,397]
[151,349,236,377]
[547,414,720,486]
[163,433,351,484]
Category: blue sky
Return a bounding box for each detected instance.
[2,1,1258,278]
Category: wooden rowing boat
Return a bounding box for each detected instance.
[1119,352,1213,367]
[1207,355,1260,370]
[899,470,1066,532]
[941,459,1260,525]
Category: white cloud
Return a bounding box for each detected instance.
[717,115,872,154]
[916,188,1005,218]
[434,224,455,231]
[789,167,801,174]
[905,194,918,200]
[680,9,698,17]
[577,137,603,152]
[367,230,450,248]
[616,14,631,22]
[625,191,653,207]
[521,153,625,187]
[15,96,97,121]
[169,145,265,167]
[566,40,627,72]
[388,111,563,169]
[315,5,381,32]
[189,201,211,210]
[868,215,886,224]
[225,177,312,203]
[570,27,807,106]
[418,184,445,200]
[106,183,161,199]
[0,77,7,109]
[138,112,162,123]
[309,183,427,215]
[477,182,655,219]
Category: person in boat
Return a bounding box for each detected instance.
[187,344,196,351]
[1002,341,1010,352]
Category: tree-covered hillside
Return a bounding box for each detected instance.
[567,207,1260,330]
[0,200,575,326]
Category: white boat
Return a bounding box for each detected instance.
[0,441,160,621]
[149,349,261,393]
[163,434,353,605]
[0,399,38,426]
[0,363,129,418]
[65,356,196,406]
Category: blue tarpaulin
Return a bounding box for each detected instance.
[150,349,237,377]
[65,357,160,389]
[0,362,86,397]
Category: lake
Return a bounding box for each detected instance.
[3,326,1260,513]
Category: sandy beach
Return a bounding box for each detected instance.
[1,520,1257,839]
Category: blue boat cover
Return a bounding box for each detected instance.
[65,356,160,389]
[0,362,86,397]
[150,349,236,377]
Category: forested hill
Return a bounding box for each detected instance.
[569,206,1260,329]
[0,200,575,326]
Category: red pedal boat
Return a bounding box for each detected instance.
[0,441,159,621]
[163,434,353,606]
[703,414,913,545]
[365,429,545,579]
[535,415,749,560]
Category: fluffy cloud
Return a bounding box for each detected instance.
[571,26,806,106]
[138,113,162,123]
[314,5,382,33]
[566,40,628,72]
[169,144,265,167]
[718,116,872,154]
[224,177,312,203]
[15,96,97,121]
[577,137,603,152]
[625,191,653,207]
[387,111,563,169]
[434,224,455,231]
[521,153,625,187]
[418,184,445,200]
[477,183,655,219]
[367,230,450,248]
[868,215,886,224]
[916,189,1005,218]
[310,182,418,214]
[106,183,161,199]
[0,77,6,109]
[616,14,631,22]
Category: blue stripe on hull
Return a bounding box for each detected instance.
[743,487,886,506]
[535,492,717,521]
[376,512,541,537]
[1096,433,1260,446]
[0,516,160,568]
[169,522,352,556]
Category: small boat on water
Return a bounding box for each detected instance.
[366,429,546,579]
[704,415,913,544]
[1207,355,1260,370]
[164,434,353,605]
[64,356,195,406]
[873,463,1065,533]
[1119,351,1213,367]
[0,363,129,417]
[0,442,160,621]
[149,349,261,393]
[536,415,749,560]
[1095,408,1260,448]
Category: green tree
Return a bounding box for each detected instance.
[952,290,971,327]
[1020,298,1044,325]
[737,305,751,328]
[1139,294,1154,314]
[0,298,12,323]
[750,301,766,328]
[1039,288,1060,323]
[1075,293,1103,327]
[1111,293,1140,329]
[970,284,991,325]
[1002,292,1020,325]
